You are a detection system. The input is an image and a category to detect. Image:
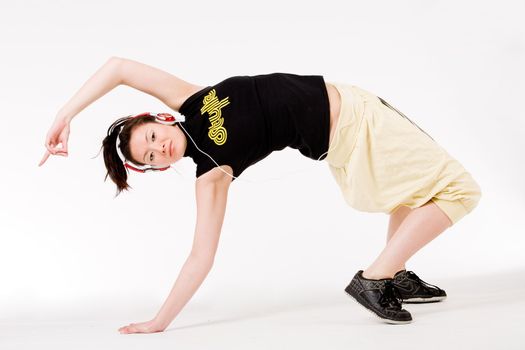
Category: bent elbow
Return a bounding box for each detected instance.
[109,56,123,63]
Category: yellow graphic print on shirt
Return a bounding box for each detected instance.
[201,89,230,145]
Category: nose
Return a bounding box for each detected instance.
[153,142,167,155]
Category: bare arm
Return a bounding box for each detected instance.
[40,57,123,164]
[41,56,201,165]
[118,57,203,111]
[56,57,122,122]
[153,168,233,329]
[57,56,199,122]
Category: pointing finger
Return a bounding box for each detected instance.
[38,150,50,167]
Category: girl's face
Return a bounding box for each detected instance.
[129,122,187,167]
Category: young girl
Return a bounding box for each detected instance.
[39,57,482,332]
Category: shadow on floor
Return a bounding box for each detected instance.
[167,268,525,331]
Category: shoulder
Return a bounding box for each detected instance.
[196,165,234,189]
[175,84,208,111]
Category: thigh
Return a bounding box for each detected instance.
[327,85,481,220]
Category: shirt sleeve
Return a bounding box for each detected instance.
[196,159,240,182]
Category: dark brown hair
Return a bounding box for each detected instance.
[100,114,156,197]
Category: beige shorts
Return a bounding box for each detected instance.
[324,83,482,226]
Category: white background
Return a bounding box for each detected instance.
[1,0,524,349]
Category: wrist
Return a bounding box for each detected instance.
[153,315,171,330]
[56,110,73,123]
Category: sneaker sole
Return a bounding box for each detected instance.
[344,290,413,325]
[402,296,447,304]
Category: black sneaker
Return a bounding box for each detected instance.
[344,270,412,324]
[392,270,447,303]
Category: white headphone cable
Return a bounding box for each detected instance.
[175,122,335,184]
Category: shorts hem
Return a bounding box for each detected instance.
[430,197,468,226]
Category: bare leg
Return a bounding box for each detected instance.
[363,200,452,280]
[387,205,413,243]
[385,205,413,271]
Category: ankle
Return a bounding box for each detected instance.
[395,266,407,274]
[362,269,394,280]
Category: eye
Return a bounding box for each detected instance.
[149,131,155,163]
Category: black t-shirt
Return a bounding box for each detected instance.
[178,72,330,181]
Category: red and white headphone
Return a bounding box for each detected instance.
[114,112,185,173]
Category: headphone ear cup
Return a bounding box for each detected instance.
[151,165,171,171]
[155,113,185,125]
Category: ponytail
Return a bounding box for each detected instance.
[99,115,155,197]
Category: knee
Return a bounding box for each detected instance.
[463,177,482,214]
[432,174,482,226]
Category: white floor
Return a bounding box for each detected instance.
[2,269,524,350]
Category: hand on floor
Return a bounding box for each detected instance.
[118,319,166,334]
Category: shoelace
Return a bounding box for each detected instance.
[379,281,403,309]
[406,271,443,292]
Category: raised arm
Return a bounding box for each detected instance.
[39,56,201,166]
[118,57,203,111]
[57,56,199,122]
[39,57,121,165]
[55,56,122,124]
